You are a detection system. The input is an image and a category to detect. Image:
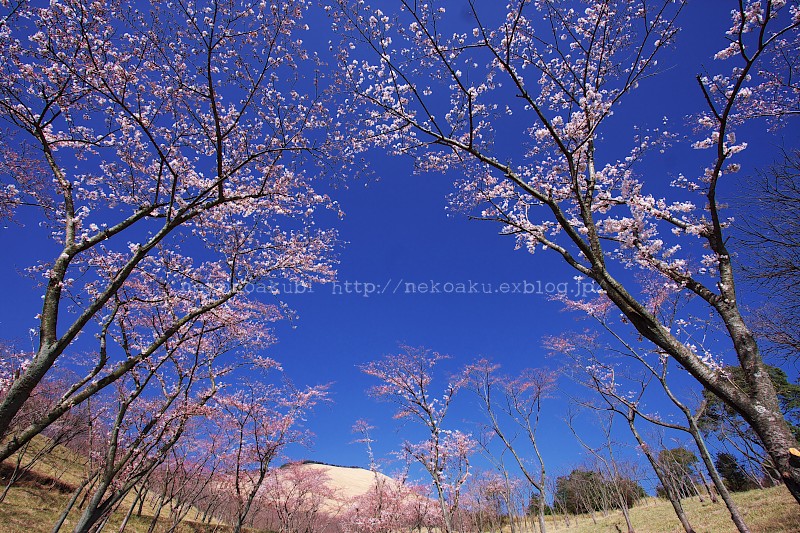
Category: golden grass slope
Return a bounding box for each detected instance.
[2,438,799,533]
[540,485,800,533]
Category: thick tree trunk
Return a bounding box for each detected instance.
[746,402,800,503]
[726,309,800,503]
[71,480,112,533]
[602,277,800,504]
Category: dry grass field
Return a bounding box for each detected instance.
[530,486,800,533]
[1,437,799,533]
[3,478,799,532]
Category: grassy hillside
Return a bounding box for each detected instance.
[0,485,219,533]
[2,437,799,532]
[0,435,221,533]
[539,486,800,533]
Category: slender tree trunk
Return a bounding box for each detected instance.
[434,483,454,533]
[136,489,145,517]
[51,475,95,533]
[146,494,167,533]
[607,469,635,533]
[686,422,749,533]
[697,471,718,503]
[201,503,212,524]
[626,416,695,533]
[94,513,112,533]
[118,491,140,533]
[620,507,633,533]
[0,449,26,502]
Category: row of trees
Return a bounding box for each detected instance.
[0,0,799,531]
[0,356,328,532]
[358,345,798,533]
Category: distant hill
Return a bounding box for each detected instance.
[293,462,387,499]
[272,461,395,514]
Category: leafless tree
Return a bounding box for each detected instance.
[566,409,641,533]
[739,149,800,363]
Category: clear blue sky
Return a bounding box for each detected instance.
[261,1,797,474]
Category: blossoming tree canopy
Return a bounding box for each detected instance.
[0,0,340,457]
[330,0,800,501]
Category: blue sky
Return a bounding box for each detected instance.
[1,0,797,494]
[261,0,790,471]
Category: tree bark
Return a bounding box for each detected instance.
[600,274,800,504]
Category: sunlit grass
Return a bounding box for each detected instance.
[3,435,799,532]
[538,485,799,533]
[0,484,229,533]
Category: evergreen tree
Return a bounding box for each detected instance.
[715,453,757,492]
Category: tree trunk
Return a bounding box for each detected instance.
[146,494,167,533]
[94,513,112,533]
[743,382,800,503]
[697,471,718,503]
[434,483,454,533]
[0,448,26,503]
[537,496,547,533]
[626,416,695,533]
[618,502,634,533]
[118,491,140,533]
[686,422,749,533]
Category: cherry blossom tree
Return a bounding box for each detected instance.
[213,377,328,533]
[332,0,800,501]
[339,419,439,532]
[0,0,339,461]
[58,346,219,533]
[346,419,395,530]
[139,430,223,533]
[260,462,340,533]
[338,475,438,533]
[466,360,554,533]
[460,469,524,533]
[361,346,474,533]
